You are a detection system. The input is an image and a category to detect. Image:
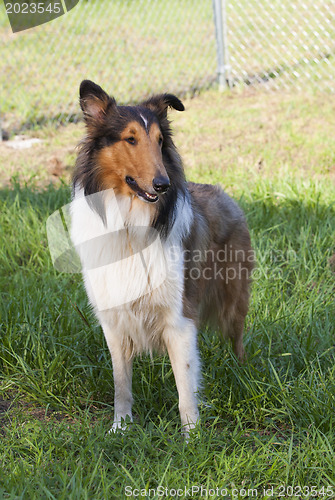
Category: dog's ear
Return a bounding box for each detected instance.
[79,80,116,126]
[142,94,185,118]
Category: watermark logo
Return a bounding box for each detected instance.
[46,190,168,310]
[4,0,80,33]
[46,189,295,313]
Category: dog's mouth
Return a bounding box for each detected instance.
[125,176,159,203]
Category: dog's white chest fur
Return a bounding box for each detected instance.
[70,188,193,356]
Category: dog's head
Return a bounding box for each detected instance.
[77,79,184,204]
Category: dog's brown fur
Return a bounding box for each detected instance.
[71,80,254,435]
[183,183,253,361]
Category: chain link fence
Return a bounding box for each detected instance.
[0,0,217,132]
[224,0,335,90]
[0,0,334,134]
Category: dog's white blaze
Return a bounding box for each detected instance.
[139,113,148,132]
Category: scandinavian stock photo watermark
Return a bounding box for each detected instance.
[46,189,296,311]
[124,484,335,498]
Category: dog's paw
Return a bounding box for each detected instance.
[108,417,133,434]
[108,423,126,434]
[181,418,200,443]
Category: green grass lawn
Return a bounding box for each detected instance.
[0,89,335,498]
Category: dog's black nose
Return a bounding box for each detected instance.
[152,175,170,194]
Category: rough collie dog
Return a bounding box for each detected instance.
[70,80,253,437]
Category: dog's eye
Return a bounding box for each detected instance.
[125,137,136,145]
[158,136,163,147]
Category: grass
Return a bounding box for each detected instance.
[0,89,335,498]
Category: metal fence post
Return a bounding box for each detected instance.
[212,0,231,90]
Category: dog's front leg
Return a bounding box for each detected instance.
[163,320,200,438]
[102,324,133,432]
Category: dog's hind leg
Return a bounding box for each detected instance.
[217,259,252,363]
[102,323,133,432]
[163,319,200,438]
[227,314,247,363]
[218,293,249,363]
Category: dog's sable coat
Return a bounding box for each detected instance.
[71,80,253,436]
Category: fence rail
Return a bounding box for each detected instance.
[0,0,334,134]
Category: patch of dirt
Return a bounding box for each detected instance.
[0,123,83,188]
[329,254,335,273]
[0,397,12,415]
[0,396,14,434]
[0,395,81,431]
[1,91,335,189]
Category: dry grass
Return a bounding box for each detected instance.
[1,89,335,189]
